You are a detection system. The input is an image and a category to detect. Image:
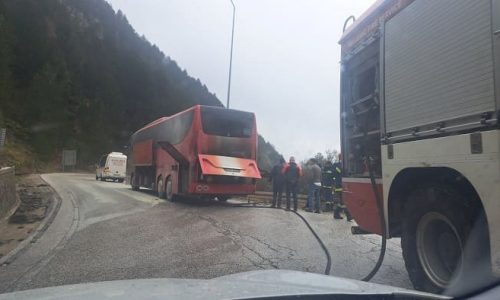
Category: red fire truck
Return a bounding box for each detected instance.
[339,0,499,293]
[129,105,261,201]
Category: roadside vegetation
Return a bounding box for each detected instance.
[0,0,281,173]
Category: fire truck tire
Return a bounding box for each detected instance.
[157,177,166,199]
[217,196,229,202]
[165,177,174,202]
[401,184,485,294]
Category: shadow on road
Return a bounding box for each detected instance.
[129,187,259,209]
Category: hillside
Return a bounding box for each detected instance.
[0,0,281,173]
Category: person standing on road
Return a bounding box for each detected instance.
[321,160,335,210]
[305,158,322,213]
[269,157,286,208]
[282,156,302,211]
[333,154,353,221]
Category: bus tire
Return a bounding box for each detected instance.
[131,173,140,191]
[157,177,165,199]
[401,184,486,294]
[165,177,174,202]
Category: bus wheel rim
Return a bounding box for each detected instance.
[416,211,463,288]
[157,178,163,196]
[166,179,172,199]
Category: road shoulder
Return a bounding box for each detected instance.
[0,174,78,293]
[0,175,60,265]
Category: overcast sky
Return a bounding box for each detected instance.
[106,0,373,162]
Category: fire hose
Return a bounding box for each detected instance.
[359,128,387,282]
[222,129,387,281]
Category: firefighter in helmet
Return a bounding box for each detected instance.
[321,160,335,210]
[333,153,353,221]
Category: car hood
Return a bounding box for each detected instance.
[0,270,445,300]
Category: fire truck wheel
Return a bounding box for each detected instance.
[165,177,174,202]
[157,177,166,199]
[217,196,229,202]
[401,184,485,294]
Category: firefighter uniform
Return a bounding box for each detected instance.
[332,162,352,221]
[321,162,335,210]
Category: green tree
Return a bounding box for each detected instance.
[0,0,282,172]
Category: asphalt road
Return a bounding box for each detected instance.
[0,173,412,293]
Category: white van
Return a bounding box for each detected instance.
[96,152,127,182]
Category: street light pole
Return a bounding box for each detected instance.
[226,0,236,109]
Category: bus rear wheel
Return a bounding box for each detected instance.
[401,184,486,294]
[131,173,140,191]
[165,177,174,202]
[157,177,165,199]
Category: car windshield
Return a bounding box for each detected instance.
[0,0,498,299]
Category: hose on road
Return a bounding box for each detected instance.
[223,203,331,275]
[191,147,387,281]
[291,209,332,275]
[224,189,385,281]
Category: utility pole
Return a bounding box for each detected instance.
[226,0,236,109]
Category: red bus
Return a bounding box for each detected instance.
[129,105,261,201]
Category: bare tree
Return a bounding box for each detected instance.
[325,149,339,163]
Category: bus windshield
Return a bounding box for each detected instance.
[201,106,254,138]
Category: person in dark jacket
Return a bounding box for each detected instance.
[269,157,286,208]
[282,156,303,211]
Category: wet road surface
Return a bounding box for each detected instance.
[0,173,412,293]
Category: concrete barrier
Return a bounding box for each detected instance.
[0,167,17,220]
